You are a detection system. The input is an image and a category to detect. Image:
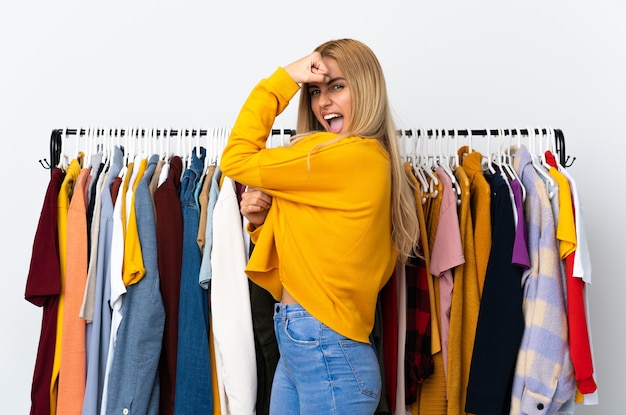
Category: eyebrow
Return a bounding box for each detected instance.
[307,77,346,88]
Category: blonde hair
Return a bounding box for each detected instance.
[293,38,420,263]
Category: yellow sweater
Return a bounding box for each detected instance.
[220,67,397,343]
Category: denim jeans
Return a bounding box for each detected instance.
[270,303,381,415]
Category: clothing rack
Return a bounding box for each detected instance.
[44,127,574,174]
[398,128,572,168]
[44,128,299,172]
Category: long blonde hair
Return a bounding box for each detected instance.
[293,38,420,263]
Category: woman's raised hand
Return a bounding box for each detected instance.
[284,51,330,85]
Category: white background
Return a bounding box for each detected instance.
[1,1,624,413]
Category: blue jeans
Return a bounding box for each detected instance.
[270,303,381,414]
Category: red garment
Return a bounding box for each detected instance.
[380,269,398,413]
[25,167,64,415]
[110,176,123,207]
[404,257,434,404]
[154,156,184,415]
[545,150,597,394]
[565,253,597,393]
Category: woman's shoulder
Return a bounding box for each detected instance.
[297,131,379,145]
[297,133,390,165]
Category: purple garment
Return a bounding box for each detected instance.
[510,178,531,269]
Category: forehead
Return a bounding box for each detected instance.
[322,57,343,78]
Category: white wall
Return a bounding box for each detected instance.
[1,1,624,413]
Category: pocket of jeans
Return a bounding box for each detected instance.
[283,315,321,345]
[340,339,381,399]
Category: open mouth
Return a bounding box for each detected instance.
[324,114,344,133]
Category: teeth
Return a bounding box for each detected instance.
[324,114,340,120]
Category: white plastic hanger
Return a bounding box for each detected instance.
[458,128,473,165]
[179,127,190,171]
[539,128,548,166]
[101,127,111,169]
[195,128,202,160]
[118,127,132,178]
[175,128,182,165]
[203,128,212,175]
[215,127,225,167]
[450,129,460,171]
[74,128,82,166]
[84,128,92,167]
[147,128,155,158]
[140,128,149,158]
[132,127,141,160]
[436,129,461,200]
[527,126,555,198]
[215,127,232,165]
[57,128,69,170]
[222,127,231,165]
[411,129,429,204]
[399,129,409,164]
[122,127,131,168]
[484,129,497,174]
[160,128,169,161]
[540,127,556,171]
[492,128,518,225]
[502,128,526,202]
[419,129,439,199]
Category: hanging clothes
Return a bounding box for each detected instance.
[52,158,81,415]
[80,152,105,322]
[154,155,184,415]
[380,264,399,414]
[545,151,598,401]
[99,155,131,414]
[459,147,492,296]
[414,171,448,415]
[83,145,123,415]
[509,145,575,414]
[465,171,524,414]
[174,147,214,413]
[446,164,479,415]
[104,154,165,415]
[25,166,64,415]
[211,175,257,414]
[403,161,434,400]
[56,164,90,414]
[430,166,464,380]
[27,126,596,415]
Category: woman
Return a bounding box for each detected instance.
[220,38,420,414]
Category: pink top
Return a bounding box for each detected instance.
[430,167,465,379]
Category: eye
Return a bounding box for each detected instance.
[331,83,344,91]
[308,88,320,96]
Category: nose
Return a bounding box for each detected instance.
[318,90,331,107]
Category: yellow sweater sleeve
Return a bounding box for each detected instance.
[220,67,300,188]
[123,157,147,286]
